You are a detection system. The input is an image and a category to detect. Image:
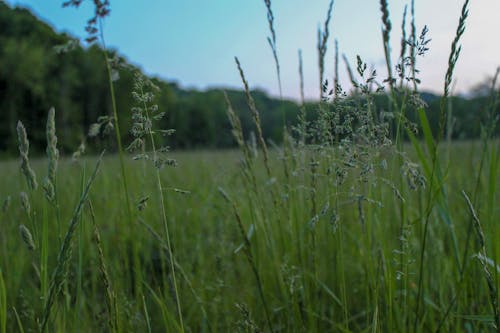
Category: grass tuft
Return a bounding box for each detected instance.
[39,152,104,332]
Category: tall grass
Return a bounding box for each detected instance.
[0,0,499,332]
[63,0,133,221]
[0,268,6,333]
[128,72,184,331]
[39,152,103,332]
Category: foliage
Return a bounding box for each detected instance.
[0,0,500,331]
[0,2,498,157]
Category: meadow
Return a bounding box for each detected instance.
[1,0,500,332]
[1,139,499,332]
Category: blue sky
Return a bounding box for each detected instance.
[4,0,500,100]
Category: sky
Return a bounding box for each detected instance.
[4,0,500,100]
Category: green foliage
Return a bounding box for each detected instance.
[1,1,500,331]
[1,2,497,158]
[0,143,498,332]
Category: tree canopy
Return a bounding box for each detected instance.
[0,3,497,157]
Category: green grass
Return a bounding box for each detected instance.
[1,0,499,332]
[0,142,498,332]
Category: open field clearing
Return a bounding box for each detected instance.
[1,0,500,331]
[1,140,499,332]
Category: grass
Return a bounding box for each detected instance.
[0,142,498,332]
[0,0,499,332]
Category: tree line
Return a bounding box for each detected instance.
[0,3,497,157]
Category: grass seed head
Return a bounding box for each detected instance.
[46,107,59,185]
[42,177,55,203]
[20,192,30,215]
[2,196,11,213]
[19,224,35,251]
[17,121,38,191]
[72,141,86,162]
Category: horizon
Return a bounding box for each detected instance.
[4,0,500,100]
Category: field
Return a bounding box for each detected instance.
[1,0,500,332]
[1,137,499,332]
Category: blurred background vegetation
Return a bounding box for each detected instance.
[0,2,497,157]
